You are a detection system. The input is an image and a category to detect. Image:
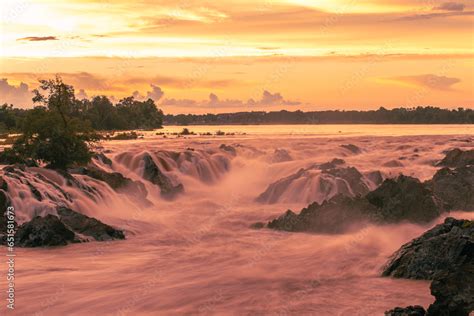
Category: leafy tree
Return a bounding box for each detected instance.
[1,77,98,169]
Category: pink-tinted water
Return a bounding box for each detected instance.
[1,125,473,315]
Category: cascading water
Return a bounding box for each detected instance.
[0,126,473,315]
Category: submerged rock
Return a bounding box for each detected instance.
[57,207,125,241]
[93,152,113,166]
[142,153,184,199]
[437,148,474,168]
[384,306,426,316]
[267,195,379,233]
[318,158,345,170]
[271,149,292,163]
[366,175,443,224]
[15,215,76,247]
[427,165,474,211]
[382,217,473,280]
[219,144,237,156]
[340,144,362,154]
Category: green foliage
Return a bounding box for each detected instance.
[1,77,98,169]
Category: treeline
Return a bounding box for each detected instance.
[0,84,164,134]
[165,107,474,125]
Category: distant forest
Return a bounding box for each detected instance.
[165,107,474,125]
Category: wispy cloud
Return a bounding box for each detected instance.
[384,74,461,91]
[17,36,58,42]
[433,2,465,12]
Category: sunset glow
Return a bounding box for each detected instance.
[1,0,473,112]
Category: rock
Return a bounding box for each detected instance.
[267,194,379,233]
[219,144,236,156]
[366,171,384,187]
[427,262,474,316]
[93,152,113,166]
[427,165,474,211]
[256,165,373,204]
[437,148,474,168]
[382,218,473,280]
[142,153,184,199]
[57,207,125,241]
[15,215,76,247]
[318,158,345,170]
[271,149,292,163]
[340,144,362,154]
[383,160,404,167]
[384,306,426,316]
[250,222,265,229]
[366,175,443,224]
[74,167,149,201]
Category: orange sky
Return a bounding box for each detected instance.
[0,0,473,113]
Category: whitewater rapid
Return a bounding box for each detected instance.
[1,125,473,315]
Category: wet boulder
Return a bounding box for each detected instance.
[142,154,184,199]
[219,144,237,156]
[437,148,474,168]
[382,218,473,280]
[384,306,426,316]
[15,215,76,247]
[271,149,292,163]
[57,207,125,241]
[427,165,474,211]
[93,152,113,166]
[340,144,362,154]
[322,167,372,197]
[427,262,474,316]
[318,158,345,170]
[366,175,443,224]
[267,194,379,234]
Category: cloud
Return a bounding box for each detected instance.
[398,10,473,21]
[17,36,58,42]
[146,84,164,101]
[0,79,33,108]
[76,89,88,99]
[386,74,461,91]
[160,90,300,109]
[433,2,465,11]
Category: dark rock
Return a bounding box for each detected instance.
[318,158,345,170]
[427,165,474,211]
[322,167,372,197]
[93,152,113,166]
[142,154,184,199]
[366,171,384,187]
[437,148,474,168]
[427,262,474,316]
[57,207,125,241]
[250,222,265,229]
[382,217,473,280]
[15,215,76,247]
[340,144,362,154]
[219,144,236,156]
[383,160,404,167]
[271,149,292,163]
[267,195,379,233]
[366,175,443,224]
[384,306,426,316]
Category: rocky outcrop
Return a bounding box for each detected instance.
[219,144,236,156]
[383,218,473,315]
[427,165,474,211]
[427,262,473,315]
[142,153,184,199]
[340,144,362,154]
[382,218,473,280]
[57,207,125,241]
[263,175,445,234]
[267,194,379,233]
[256,164,376,204]
[72,167,149,203]
[15,215,76,247]
[437,148,474,168]
[93,152,113,166]
[271,149,292,163]
[384,306,426,316]
[366,175,443,224]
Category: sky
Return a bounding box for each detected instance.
[0,0,473,113]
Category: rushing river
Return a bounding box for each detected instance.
[1,125,473,315]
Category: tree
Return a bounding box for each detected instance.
[0,77,98,169]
